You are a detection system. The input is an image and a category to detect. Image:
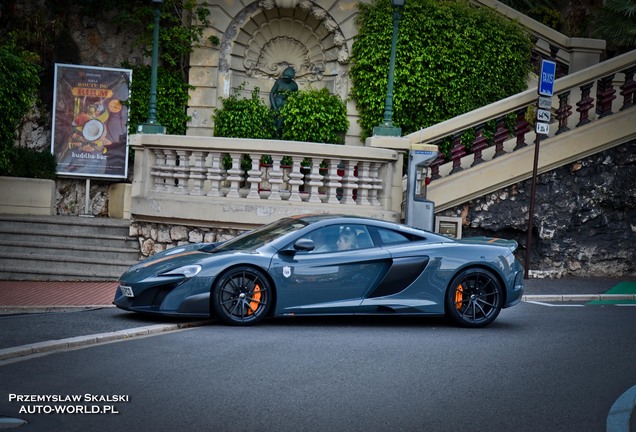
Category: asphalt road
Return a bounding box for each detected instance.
[0,302,635,432]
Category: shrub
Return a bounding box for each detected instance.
[279,88,349,144]
[0,146,57,179]
[213,86,276,139]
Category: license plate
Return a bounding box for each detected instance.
[120,285,134,298]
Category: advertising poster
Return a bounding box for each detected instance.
[51,64,132,179]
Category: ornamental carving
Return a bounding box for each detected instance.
[243,20,326,80]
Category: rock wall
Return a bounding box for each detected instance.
[439,140,636,277]
[130,223,244,258]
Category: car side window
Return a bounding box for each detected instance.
[303,224,374,253]
[376,228,411,245]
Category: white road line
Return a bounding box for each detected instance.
[525,301,585,307]
[607,384,636,432]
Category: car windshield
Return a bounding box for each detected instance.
[206,218,309,252]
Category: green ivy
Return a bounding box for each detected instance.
[350,0,533,147]
[279,88,349,144]
[0,38,53,178]
[125,64,193,136]
[213,86,276,139]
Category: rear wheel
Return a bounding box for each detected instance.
[445,268,502,328]
[212,266,271,326]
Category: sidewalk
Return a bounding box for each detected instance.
[0,280,118,312]
[0,276,635,311]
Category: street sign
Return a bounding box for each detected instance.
[536,122,549,134]
[537,109,551,122]
[538,96,552,109]
[538,60,557,97]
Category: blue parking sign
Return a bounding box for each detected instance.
[538,60,556,96]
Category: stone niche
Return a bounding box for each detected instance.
[187,0,362,143]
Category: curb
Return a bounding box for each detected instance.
[523,294,636,302]
[0,320,211,362]
[0,305,115,315]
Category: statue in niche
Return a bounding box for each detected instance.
[269,66,298,138]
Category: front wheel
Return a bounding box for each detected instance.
[212,266,272,326]
[445,268,503,328]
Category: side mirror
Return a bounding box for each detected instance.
[278,238,315,257]
[293,238,315,252]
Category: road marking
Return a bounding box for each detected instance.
[526,301,584,307]
[607,384,636,432]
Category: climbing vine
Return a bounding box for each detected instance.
[350,0,533,144]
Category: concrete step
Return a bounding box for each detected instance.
[0,215,140,281]
[0,231,138,249]
[0,253,133,281]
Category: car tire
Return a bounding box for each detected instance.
[212,266,271,326]
[445,268,502,328]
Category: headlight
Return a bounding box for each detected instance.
[161,265,202,278]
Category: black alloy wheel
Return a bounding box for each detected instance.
[445,268,503,328]
[212,266,271,325]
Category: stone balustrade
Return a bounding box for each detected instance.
[130,135,403,229]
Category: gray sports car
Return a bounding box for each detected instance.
[114,214,524,327]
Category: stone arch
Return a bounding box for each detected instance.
[217,0,350,101]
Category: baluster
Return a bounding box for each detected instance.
[163,150,178,194]
[513,108,531,151]
[576,82,595,127]
[189,151,207,195]
[245,154,262,199]
[449,132,465,175]
[355,161,372,206]
[429,153,445,181]
[555,91,572,135]
[620,66,636,111]
[307,159,324,203]
[267,155,283,201]
[206,152,224,197]
[287,156,304,202]
[173,150,191,195]
[151,149,167,192]
[471,125,489,166]
[339,160,358,205]
[324,159,342,204]
[492,117,508,158]
[595,74,616,118]
[368,162,382,206]
[225,153,243,198]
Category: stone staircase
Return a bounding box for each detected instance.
[0,215,140,281]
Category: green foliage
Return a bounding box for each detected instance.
[526,6,562,30]
[125,64,193,135]
[279,88,349,144]
[350,0,533,142]
[0,38,49,178]
[0,38,41,152]
[0,146,57,179]
[213,86,276,139]
[594,0,636,51]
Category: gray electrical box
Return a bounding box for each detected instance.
[405,144,438,231]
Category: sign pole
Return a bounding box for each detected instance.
[524,133,541,279]
[525,59,556,279]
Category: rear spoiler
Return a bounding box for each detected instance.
[458,237,518,252]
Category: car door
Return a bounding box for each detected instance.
[269,224,391,315]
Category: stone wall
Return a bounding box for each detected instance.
[130,222,244,258]
[439,140,636,277]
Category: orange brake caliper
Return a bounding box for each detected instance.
[455,284,464,310]
[248,284,262,315]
